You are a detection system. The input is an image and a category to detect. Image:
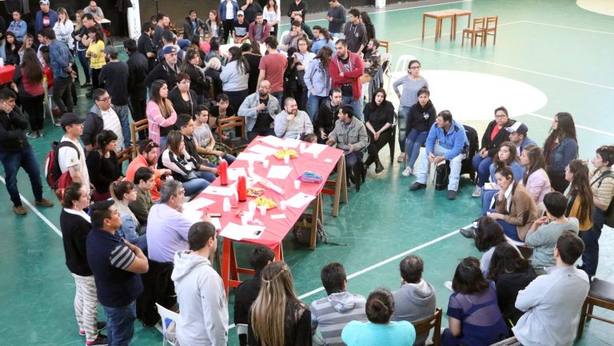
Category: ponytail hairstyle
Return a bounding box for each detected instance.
[109,180,136,202]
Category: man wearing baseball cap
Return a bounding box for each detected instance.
[233,10,250,44]
[0,88,54,215]
[145,45,180,88]
[35,0,58,33]
[506,122,536,156]
[58,113,91,193]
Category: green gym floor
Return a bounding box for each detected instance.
[1,0,614,344]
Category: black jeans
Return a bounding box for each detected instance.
[222,20,234,44]
[20,94,45,131]
[579,208,605,277]
[366,128,392,166]
[52,76,73,113]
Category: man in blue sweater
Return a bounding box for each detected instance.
[410,110,467,200]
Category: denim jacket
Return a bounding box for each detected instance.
[49,40,72,79]
[304,58,331,97]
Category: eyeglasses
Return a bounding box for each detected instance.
[97,96,111,102]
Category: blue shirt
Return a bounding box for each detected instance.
[342,320,416,346]
[425,120,467,160]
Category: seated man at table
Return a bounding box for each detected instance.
[147,180,207,263]
[274,97,313,139]
[83,0,104,21]
[234,246,275,346]
[326,105,368,191]
[410,110,467,200]
[238,79,281,140]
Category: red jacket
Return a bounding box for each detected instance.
[329,52,364,100]
[248,22,271,43]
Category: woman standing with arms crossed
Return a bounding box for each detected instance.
[392,60,428,164]
[147,80,178,150]
[543,112,578,192]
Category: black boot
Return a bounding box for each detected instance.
[374,157,384,174]
[364,155,374,170]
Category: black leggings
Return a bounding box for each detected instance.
[366,128,392,165]
[21,94,45,131]
[222,20,234,44]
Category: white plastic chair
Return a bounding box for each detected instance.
[394,54,417,73]
[156,303,179,346]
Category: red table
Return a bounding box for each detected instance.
[190,136,344,292]
[0,65,16,85]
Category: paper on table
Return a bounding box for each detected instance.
[303,143,327,156]
[219,222,265,241]
[228,167,247,181]
[204,185,235,196]
[259,135,286,148]
[247,144,278,156]
[209,217,222,230]
[183,208,203,224]
[237,152,267,162]
[285,192,316,209]
[267,165,293,180]
[283,138,301,148]
[184,197,215,210]
[270,214,287,220]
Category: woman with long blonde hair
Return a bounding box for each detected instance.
[248,261,311,346]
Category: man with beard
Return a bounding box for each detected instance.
[238,80,281,140]
[125,139,172,202]
[274,97,313,139]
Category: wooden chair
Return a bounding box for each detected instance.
[483,16,499,45]
[462,17,486,47]
[217,116,249,155]
[130,118,149,158]
[577,278,614,339]
[379,40,389,53]
[412,308,442,346]
[117,147,133,167]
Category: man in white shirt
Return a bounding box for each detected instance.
[82,88,124,152]
[58,113,91,191]
[172,221,228,346]
[513,231,590,346]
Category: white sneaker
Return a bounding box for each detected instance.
[402,167,412,176]
[472,186,482,198]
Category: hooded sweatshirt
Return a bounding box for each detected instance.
[392,279,436,346]
[310,291,367,346]
[171,250,229,346]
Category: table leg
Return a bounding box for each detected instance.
[451,16,457,41]
[309,194,322,250]
[332,158,343,217]
[341,159,348,203]
[435,18,441,41]
[221,238,232,295]
[422,15,426,41]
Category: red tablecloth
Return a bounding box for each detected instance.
[192,136,343,248]
[0,65,16,85]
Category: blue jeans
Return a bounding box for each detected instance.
[415,143,464,192]
[114,104,133,149]
[77,50,90,84]
[398,105,411,153]
[404,129,428,169]
[159,136,168,151]
[472,155,493,187]
[481,189,498,215]
[307,94,326,123]
[0,147,44,207]
[579,208,605,277]
[103,302,136,346]
[342,96,363,121]
[183,171,216,197]
[496,218,521,241]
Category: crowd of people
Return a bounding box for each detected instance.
[0,0,613,345]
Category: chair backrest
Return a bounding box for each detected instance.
[412,308,443,346]
[379,40,390,53]
[218,116,246,138]
[155,303,179,344]
[394,54,417,73]
[485,16,499,31]
[130,118,149,158]
[117,147,133,166]
[472,17,486,30]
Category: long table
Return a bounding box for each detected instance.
[189,136,345,292]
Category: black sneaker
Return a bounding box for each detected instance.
[409,182,426,191]
[85,334,108,346]
[459,226,476,238]
[375,163,384,174]
[447,190,458,200]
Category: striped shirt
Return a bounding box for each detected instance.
[110,244,136,270]
[310,292,367,345]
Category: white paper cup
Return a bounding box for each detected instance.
[248,201,256,214]
[280,200,287,210]
[294,180,301,190]
[284,155,290,165]
[259,206,267,216]
[299,143,306,153]
[223,197,231,212]
[263,159,269,168]
[241,213,250,225]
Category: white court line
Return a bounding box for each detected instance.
[522,20,614,36]
[0,176,62,237]
[391,20,524,44]
[526,112,614,138]
[395,42,614,91]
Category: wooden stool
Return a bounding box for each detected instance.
[462,17,486,47]
[577,278,614,338]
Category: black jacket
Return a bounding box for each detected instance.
[234,272,262,346]
[0,107,30,152]
[183,63,208,97]
[60,209,93,276]
[407,100,436,133]
[145,61,180,88]
[182,17,205,41]
[81,106,104,148]
[315,100,339,135]
[364,100,394,132]
[480,119,516,157]
[127,51,149,100]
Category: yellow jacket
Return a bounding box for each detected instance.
[86,40,106,69]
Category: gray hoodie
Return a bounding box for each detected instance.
[171,251,229,346]
[392,279,436,346]
[310,291,367,346]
